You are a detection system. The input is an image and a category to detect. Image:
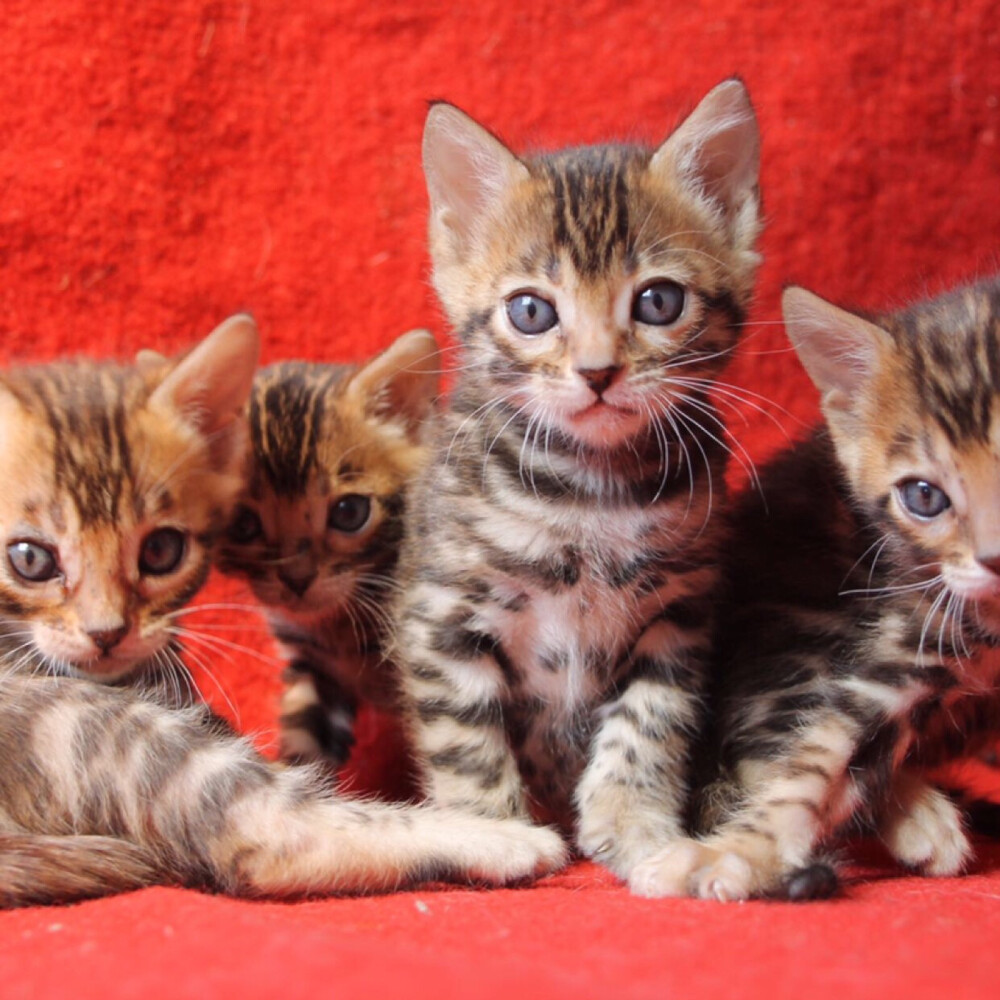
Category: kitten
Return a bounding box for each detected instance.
[391,79,762,882]
[0,322,564,906]
[216,329,440,768]
[631,277,1000,900]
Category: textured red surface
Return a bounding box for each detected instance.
[2,2,1000,998]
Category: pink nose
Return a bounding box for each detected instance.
[577,365,621,396]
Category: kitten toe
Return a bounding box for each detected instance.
[693,851,755,902]
[628,839,710,897]
[461,817,568,883]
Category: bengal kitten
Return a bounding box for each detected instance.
[632,277,1000,901]
[392,79,762,882]
[216,329,440,768]
[0,321,564,906]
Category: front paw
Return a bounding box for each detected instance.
[576,789,682,880]
[881,783,971,877]
[458,815,569,883]
[629,838,756,901]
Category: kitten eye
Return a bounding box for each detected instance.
[328,494,372,534]
[632,281,685,326]
[228,504,263,545]
[7,541,59,583]
[506,293,558,336]
[896,479,951,519]
[140,528,187,575]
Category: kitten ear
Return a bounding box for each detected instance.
[347,328,441,436]
[147,313,261,467]
[423,102,529,258]
[651,79,760,233]
[782,287,889,414]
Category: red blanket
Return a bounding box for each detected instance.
[2,2,999,998]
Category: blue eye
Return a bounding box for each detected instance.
[897,480,951,519]
[7,541,59,582]
[633,281,685,326]
[506,293,558,336]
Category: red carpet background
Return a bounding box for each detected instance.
[1,2,999,998]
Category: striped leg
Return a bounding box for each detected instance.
[396,599,529,820]
[631,713,864,899]
[576,616,706,880]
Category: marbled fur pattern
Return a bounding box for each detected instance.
[393,80,762,880]
[633,277,1000,900]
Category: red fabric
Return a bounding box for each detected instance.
[2,2,1000,997]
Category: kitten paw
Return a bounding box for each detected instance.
[881,781,971,877]
[460,816,569,883]
[629,839,754,900]
[576,788,682,880]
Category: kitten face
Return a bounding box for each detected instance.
[0,316,260,681]
[217,331,439,620]
[424,81,761,451]
[784,280,1000,615]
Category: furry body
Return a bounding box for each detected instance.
[633,278,1000,899]
[393,81,762,881]
[0,323,564,905]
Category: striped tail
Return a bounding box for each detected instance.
[0,834,164,907]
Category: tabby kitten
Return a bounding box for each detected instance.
[216,329,440,767]
[0,322,564,906]
[632,277,1000,900]
[391,79,762,882]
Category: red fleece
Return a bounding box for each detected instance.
[1,3,999,998]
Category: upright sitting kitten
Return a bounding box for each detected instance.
[216,329,440,767]
[632,277,1000,900]
[0,322,564,906]
[392,80,762,883]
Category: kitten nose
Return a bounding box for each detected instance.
[87,625,129,654]
[278,568,317,597]
[978,554,1000,578]
[578,365,621,397]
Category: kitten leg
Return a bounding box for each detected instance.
[878,768,971,876]
[279,661,356,769]
[395,600,529,820]
[631,713,864,899]
[576,617,707,879]
[4,676,566,900]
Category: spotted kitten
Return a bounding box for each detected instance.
[0,321,564,906]
[632,277,1000,901]
[216,329,440,767]
[392,80,762,882]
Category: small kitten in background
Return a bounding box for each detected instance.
[632,277,1000,901]
[0,319,564,906]
[216,329,440,768]
[392,79,762,884]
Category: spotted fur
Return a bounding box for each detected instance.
[633,277,1000,900]
[392,80,762,880]
[215,329,441,768]
[0,328,565,906]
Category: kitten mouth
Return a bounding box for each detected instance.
[573,399,635,420]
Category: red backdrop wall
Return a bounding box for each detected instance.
[1,3,999,999]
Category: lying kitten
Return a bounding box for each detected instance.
[0,320,564,906]
[216,329,440,767]
[632,277,1000,900]
[392,80,762,883]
